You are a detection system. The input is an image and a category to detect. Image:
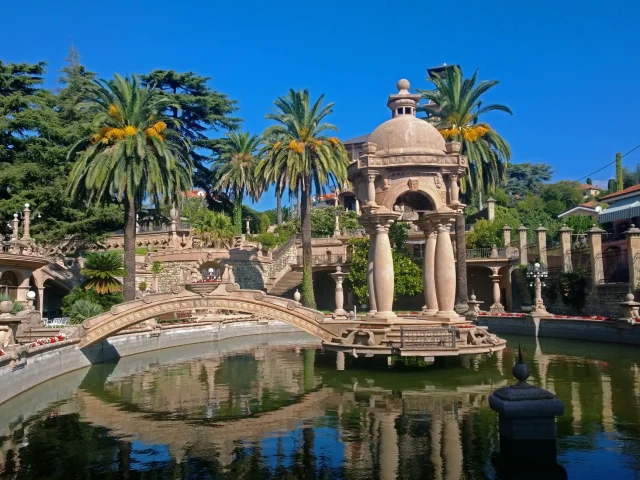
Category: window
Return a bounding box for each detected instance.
[397,108,403,115]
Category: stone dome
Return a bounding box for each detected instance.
[369,115,446,156]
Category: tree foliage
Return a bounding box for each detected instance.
[80,251,126,294]
[345,238,423,305]
[505,163,553,197]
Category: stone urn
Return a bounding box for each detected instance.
[294,289,301,303]
[0,299,21,348]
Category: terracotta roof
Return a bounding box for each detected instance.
[183,189,206,198]
[581,201,600,207]
[578,183,602,190]
[600,184,640,201]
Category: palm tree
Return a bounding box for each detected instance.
[211,132,263,234]
[261,89,349,308]
[81,251,127,294]
[68,74,193,302]
[419,65,512,313]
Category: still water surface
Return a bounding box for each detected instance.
[1,332,640,479]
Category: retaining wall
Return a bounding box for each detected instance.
[0,320,313,405]
[476,315,640,345]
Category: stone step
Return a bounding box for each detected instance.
[267,270,303,298]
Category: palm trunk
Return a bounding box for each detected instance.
[454,214,468,313]
[233,195,243,235]
[123,195,136,302]
[300,177,316,308]
[276,184,283,225]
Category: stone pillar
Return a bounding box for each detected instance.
[626,224,640,289]
[355,198,361,215]
[434,216,458,321]
[588,226,605,286]
[245,218,250,235]
[333,213,341,237]
[336,351,345,371]
[21,203,31,240]
[38,286,44,317]
[503,225,511,247]
[11,214,18,240]
[443,412,462,480]
[430,417,443,480]
[487,197,496,221]
[518,226,528,265]
[489,267,505,313]
[419,220,438,317]
[536,226,548,265]
[372,215,399,322]
[366,170,378,206]
[364,223,378,315]
[559,226,573,273]
[331,266,348,319]
[449,174,460,204]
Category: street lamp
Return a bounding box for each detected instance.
[526,262,550,317]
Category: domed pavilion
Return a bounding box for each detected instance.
[347,79,467,324]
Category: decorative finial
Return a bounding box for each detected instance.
[397,79,410,93]
[512,344,530,384]
[336,265,342,273]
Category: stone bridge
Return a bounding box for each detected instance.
[77,280,337,349]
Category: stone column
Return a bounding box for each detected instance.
[430,417,443,480]
[559,226,573,273]
[372,215,398,322]
[434,216,458,320]
[449,174,460,204]
[21,203,31,240]
[38,286,44,317]
[536,226,548,265]
[443,411,462,480]
[11,214,18,240]
[626,224,640,289]
[245,218,250,235]
[363,222,378,315]
[336,351,345,370]
[588,226,605,286]
[489,267,505,313]
[355,198,361,215]
[366,170,378,206]
[333,213,341,237]
[503,225,511,247]
[418,219,438,317]
[331,266,348,319]
[487,197,496,221]
[518,226,528,265]
[379,413,399,480]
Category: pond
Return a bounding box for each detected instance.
[1,331,640,479]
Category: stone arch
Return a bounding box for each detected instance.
[381,178,445,212]
[0,271,20,299]
[77,283,335,349]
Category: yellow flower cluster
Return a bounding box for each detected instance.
[92,127,126,144]
[124,126,137,136]
[153,121,167,132]
[328,137,340,145]
[273,141,281,149]
[314,140,322,146]
[107,104,122,119]
[462,124,491,142]
[439,128,461,139]
[289,140,304,153]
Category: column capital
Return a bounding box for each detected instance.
[587,226,606,237]
[535,225,548,233]
[517,225,528,233]
[559,226,573,234]
[366,169,379,180]
[625,224,640,237]
[502,225,512,232]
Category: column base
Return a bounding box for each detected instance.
[490,303,505,314]
[373,311,398,324]
[332,310,348,321]
[435,310,465,323]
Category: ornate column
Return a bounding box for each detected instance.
[11,214,18,240]
[355,198,361,215]
[366,170,378,206]
[559,226,573,272]
[487,197,496,221]
[503,225,511,247]
[21,203,31,240]
[588,226,605,286]
[536,226,548,265]
[626,224,640,289]
[370,212,400,322]
[245,218,251,235]
[434,215,458,321]
[333,213,341,237]
[331,266,348,320]
[417,217,438,317]
[489,267,505,313]
[362,221,378,315]
[518,225,528,265]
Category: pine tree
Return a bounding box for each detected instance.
[140,71,241,190]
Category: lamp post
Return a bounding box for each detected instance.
[526,262,551,317]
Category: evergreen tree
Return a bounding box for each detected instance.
[140,70,241,191]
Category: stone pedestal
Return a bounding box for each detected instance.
[489,349,564,466]
[489,270,505,313]
[331,266,348,320]
[619,292,640,324]
[466,292,484,321]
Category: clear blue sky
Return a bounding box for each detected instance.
[2,0,639,210]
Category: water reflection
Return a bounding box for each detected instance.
[2,333,640,479]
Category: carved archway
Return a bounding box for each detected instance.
[380,178,444,212]
[77,283,335,348]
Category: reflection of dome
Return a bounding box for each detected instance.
[369,115,446,155]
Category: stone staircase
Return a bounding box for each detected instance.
[267,270,303,299]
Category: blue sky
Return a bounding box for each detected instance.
[2,0,639,210]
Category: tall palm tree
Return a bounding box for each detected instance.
[261,89,349,308]
[211,131,263,234]
[419,66,512,313]
[68,74,193,301]
[81,251,127,294]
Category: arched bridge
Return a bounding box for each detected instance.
[77,281,337,349]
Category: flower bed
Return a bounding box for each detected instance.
[29,334,66,349]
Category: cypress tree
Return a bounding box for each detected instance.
[616,152,623,192]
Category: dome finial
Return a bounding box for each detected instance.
[397,79,410,93]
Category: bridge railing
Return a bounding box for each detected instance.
[400,326,456,348]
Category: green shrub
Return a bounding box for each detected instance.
[247,233,285,250]
[258,213,271,233]
[68,299,104,324]
[557,268,588,313]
